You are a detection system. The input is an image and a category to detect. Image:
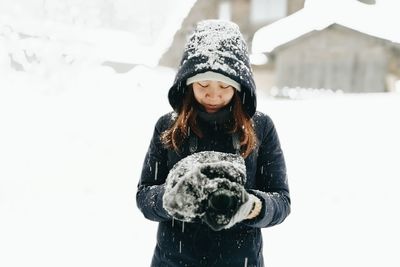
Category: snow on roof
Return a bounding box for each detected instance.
[0,0,196,67]
[252,0,400,54]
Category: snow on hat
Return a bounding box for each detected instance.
[168,19,257,117]
[186,71,241,91]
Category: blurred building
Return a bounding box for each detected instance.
[269,24,400,93]
[160,0,400,94]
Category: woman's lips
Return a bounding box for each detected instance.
[204,104,220,111]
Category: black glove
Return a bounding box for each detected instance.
[202,178,248,230]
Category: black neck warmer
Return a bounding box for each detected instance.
[196,102,234,128]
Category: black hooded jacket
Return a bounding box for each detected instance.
[136,20,290,267]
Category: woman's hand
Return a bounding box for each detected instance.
[216,193,262,230]
[246,195,262,219]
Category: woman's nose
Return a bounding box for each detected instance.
[205,87,219,99]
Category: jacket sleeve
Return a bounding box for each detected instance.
[136,116,172,222]
[244,115,291,228]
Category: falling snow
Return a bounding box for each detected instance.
[154,161,158,180]
[1,30,400,267]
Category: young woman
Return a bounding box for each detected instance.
[136,19,290,267]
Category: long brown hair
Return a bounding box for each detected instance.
[161,87,257,158]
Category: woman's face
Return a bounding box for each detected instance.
[192,81,235,113]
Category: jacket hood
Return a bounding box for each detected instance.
[168,19,257,117]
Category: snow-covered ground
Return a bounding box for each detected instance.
[0,66,399,267]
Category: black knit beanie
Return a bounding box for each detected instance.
[167,19,257,117]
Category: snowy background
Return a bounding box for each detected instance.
[1,1,400,266]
